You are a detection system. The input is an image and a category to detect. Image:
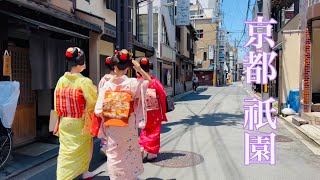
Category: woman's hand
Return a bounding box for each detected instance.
[132,59,152,83]
[132,59,142,72]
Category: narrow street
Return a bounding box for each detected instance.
[10,83,320,180]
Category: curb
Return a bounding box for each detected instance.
[279,116,320,155]
[5,138,101,179]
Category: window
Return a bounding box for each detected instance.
[153,14,158,50]
[162,17,169,45]
[163,68,172,87]
[203,52,207,61]
[176,40,180,52]
[190,11,197,16]
[196,30,204,38]
[106,0,117,12]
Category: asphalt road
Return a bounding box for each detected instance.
[10,83,320,180]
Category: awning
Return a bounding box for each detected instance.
[5,0,102,33]
[0,10,90,39]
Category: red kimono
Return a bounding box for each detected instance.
[139,76,167,154]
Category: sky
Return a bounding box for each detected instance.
[191,0,253,61]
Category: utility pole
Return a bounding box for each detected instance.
[262,0,271,100]
[116,0,133,51]
[214,0,221,87]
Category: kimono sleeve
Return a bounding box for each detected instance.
[131,78,149,129]
[80,78,98,135]
[155,79,168,122]
[94,85,106,117]
[53,77,63,136]
[53,77,63,114]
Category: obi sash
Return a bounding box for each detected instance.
[145,88,159,111]
[102,91,134,127]
[55,88,86,118]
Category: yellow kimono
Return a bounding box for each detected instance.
[54,73,97,180]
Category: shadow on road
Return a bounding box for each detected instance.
[143,152,185,163]
[176,88,208,102]
[161,113,243,134]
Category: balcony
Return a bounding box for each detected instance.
[309,0,320,6]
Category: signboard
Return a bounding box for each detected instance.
[208,45,214,60]
[176,0,190,26]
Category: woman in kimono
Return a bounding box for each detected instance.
[138,58,168,161]
[54,47,97,180]
[98,56,115,155]
[94,49,152,180]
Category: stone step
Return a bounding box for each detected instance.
[300,125,320,142]
[292,115,309,126]
[302,113,320,121]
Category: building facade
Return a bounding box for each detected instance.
[175,25,197,94]
[300,0,320,117]
[0,0,102,146]
[190,1,218,86]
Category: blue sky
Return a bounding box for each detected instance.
[221,0,253,61]
[192,0,253,61]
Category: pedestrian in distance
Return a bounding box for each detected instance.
[54,47,97,180]
[138,57,168,161]
[94,49,152,180]
[192,74,199,92]
[241,76,245,84]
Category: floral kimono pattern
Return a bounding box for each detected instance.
[94,75,149,180]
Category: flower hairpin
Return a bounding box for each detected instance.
[141,58,148,65]
[66,47,75,58]
[105,57,111,64]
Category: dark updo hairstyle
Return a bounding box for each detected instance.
[139,57,153,72]
[65,47,85,70]
[111,49,133,71]
[105,57,114,71]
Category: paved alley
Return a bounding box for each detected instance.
[11,84,320,180]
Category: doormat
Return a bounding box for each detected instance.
[14,143,59,157]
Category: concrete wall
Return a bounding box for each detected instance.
[193,19,217,68]
[312,28,320,93]
[180,27,190,58]
[75,0,116,26]
[281,32,301,104]
[89,32,100,85]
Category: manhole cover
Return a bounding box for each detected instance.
[150,150,204,168]
[276,135,293,142]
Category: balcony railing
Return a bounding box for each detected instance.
[309,0,320,6]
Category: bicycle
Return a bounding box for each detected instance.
[0,81,20,169]
[0,120,12,168]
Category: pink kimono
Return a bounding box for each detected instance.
[95,75,149,180]
[139,76,167,154]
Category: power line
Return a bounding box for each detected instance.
[237,0,251,48]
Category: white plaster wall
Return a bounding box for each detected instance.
[76,0,116,26]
